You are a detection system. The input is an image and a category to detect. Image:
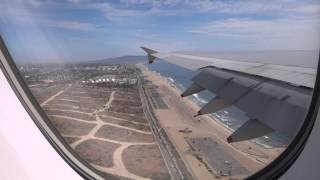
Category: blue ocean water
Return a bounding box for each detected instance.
[146,60,290,148]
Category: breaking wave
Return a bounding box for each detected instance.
[192,93,208,104]
[167,77,175,83]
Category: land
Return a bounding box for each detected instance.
[20,62,286,180]
[22,64,171,180]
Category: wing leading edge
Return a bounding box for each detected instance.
[141,46,314,143]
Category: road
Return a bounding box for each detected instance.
[137,76,189,180]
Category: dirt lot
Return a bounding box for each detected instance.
[49,116,96,136]
[109,105,144,114]
[63,136,81,144]
[123,144,171,180]
[45,109,95,121]
[186,137,249,176]
[43,104,93,113]
[99,111,147,123]
[99,116,151,132]
[75,139,120,167]
[113,99,141,106]
[95,125,154,143]
[31,82,170,179]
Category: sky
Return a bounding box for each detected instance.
[0,0,320,63]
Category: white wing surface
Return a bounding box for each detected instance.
[141,47,317,142]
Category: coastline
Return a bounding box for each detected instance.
[138,63,285,179]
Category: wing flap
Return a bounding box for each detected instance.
[181,82,205,97]
[197,97,231,115]
[227,119,274,143]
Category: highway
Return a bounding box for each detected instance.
[137,76,189,180]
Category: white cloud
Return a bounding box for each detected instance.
[81,2,184,25]
[2,0,320,51]
[184,0,320,16]
[81,0,320,50]
[290,4,320,14]
[190,17,320,50]
[188,0,283,14]
[93,0,320,17]
[120,0,181,7]
[43,20,101,31]
[0,1,101,32]
[77,0,320,28]
[68,0,80,4]
[132,29,186,51]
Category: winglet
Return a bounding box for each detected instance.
[140,46,158,64]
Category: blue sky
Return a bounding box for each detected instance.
[0,0,320,63]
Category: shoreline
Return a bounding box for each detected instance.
[138,63,285,179]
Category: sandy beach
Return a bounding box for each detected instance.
[138,64,285,179]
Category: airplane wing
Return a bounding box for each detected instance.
[141,46,316,143]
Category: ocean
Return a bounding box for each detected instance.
[145,60,290,149]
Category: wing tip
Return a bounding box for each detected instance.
[140,46,158,64]
[140,46,158,54]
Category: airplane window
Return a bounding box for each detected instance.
[0,1,319,179]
